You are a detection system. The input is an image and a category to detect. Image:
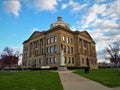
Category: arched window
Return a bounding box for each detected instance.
[50,57,52,64]
[54,45,57,53]
[54,35,57,42]
[53,57,57,64]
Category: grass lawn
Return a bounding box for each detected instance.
[0,70,63,90]
[74,69,120,87]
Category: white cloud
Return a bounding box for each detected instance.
[61,4,68,9]
[3,0,21,16]
[96,0,106,2]
[61,0,87,12]
[101,0,120,19]
[32,28,39,33]
[21,0,59,12]
[92,19,119,29]
[81,4,106,28]
[33,0,58,12]
[73,0,120,62]
[70,26,77,31]
[12,46,23,53]
[69,0,87,12]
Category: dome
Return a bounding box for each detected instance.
[50,16,70,29]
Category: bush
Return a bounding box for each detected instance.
[17,66,22,71]
[50,67,58,70]
[67,66,83,70]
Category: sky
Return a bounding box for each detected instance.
[0,0,120,63]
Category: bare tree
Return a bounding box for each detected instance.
[1,47,13,57]
[105,43,120,68]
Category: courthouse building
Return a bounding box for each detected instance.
[22,16,98,69]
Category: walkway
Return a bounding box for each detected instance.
[58,71,120,90]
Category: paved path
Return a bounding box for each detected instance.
[58,71,120,90]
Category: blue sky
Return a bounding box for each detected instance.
[0,0,120,62]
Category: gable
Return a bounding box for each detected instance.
[23,31,44,44]
[28,31,41,40]
[80,31,93,40]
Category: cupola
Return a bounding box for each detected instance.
[50,16,70,29]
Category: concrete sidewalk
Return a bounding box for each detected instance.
[58,71,119,90]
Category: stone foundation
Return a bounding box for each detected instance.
[58,66,68,71]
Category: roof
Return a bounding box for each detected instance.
[23,31,43,44]
[23,17,95,44]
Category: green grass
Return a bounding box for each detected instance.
[74,69,120,87]
[0,70,63,90]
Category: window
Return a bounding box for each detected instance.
[54,45,57,53]
[79,39,82,46]
[34,41,37,48]
[47,38,50,45]
[84,41,87,47]
[46,58,49,64]
[47,47,49,54]
[42,49,44,54]
[40,39,43,46]
[53,57,57,64]
[50,46,53,54]
[70,38,73,44]
[62,36,66,42]
[50,37,53,44]
[72,58,74,64]
[71,47,73,54]
[34,50,38,56]
[63,45,66,53]
[84,50,87,54]
[39,58,41,65]
[50,57,52,64]
[54,35,57,42]
[67,46,70,54]
[68,57,71,64]
[82,58,84,64]
[30,43,32,49]
[66,37,69,43]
